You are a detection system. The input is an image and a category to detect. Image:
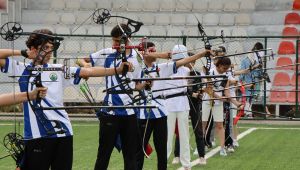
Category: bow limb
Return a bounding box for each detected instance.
[233,82,246,125]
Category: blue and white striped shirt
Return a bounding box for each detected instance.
[90,48,141,116]
[1,58,81,139]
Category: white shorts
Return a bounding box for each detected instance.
[202,102,224,122]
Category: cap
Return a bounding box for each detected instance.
[171,45,188,60]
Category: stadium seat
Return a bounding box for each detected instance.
[76,12,93,25]
[138,13,155,25]
[276,57,293,70]
[269,88,287,103]
[96,1,112,9]
[167,27,182,36]
[273,72,291,86]
[149,26,167,36]
[192,0,208,12]
[287,89,300,103]
[61,13,76,24]
[170,14,186,25]
[282,26,298,38]
[219,14,235,26]
[175,0,192,11]
[50,0,65,10]
[65,0,80,10]
[284,12,300,25]
[277,41,295,55]
[186,14,202,26]
[81,41,97,54]
[127,0,143,11]
[134,27,150,36]
[235,14,251,25]
[143,0,160,11]
[71,27,87,35]
[160,0,175,11]
[255,0,276,10]
[216,28,231,36]
[203,13,219,26]
[45,12,60,24]
[293,0,300,10]
[223,0,240,12]
[231,28,248,36]
[291,73,300,86]
[87,26,101,35]
[80,0,96,10]
[183,27,199,36]
[112,0,127,11]
[155,14,170,25]
[208,0,223,11]
[240,0,256,11]
[55,26,70,34]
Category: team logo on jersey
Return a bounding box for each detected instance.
[49,73,58,81]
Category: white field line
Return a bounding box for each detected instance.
[177,128,257,170]
[178,127,300,170]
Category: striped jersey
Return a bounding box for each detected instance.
[1,58,81,140]
[137,62,177,119]
[89,48,141,116]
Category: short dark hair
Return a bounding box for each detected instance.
[142,42,155,48]
[26,29,53,49]
[110,24,132,38]
[252,42,263,51]
[188,52,195,56]
[216,57,231,67]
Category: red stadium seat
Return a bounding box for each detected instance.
[285,12,300,24]
[276,57,293,70]
[277,41,295,54]
[282,26,298,38]
[293,0,300,10]
[269,88,287,103]
[273,72,291,86]
[291,73,300,86]
[287,88,300,103]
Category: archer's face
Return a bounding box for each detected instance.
[112,37,121,46]
[144,46,157,63]
[32,42,54,65]
[217,65,230,74]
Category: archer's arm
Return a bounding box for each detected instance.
[79,62,134,78]
[0,49,22,67]
[0,87,47,106]
[175,50,210,68]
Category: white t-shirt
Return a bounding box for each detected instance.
[165,66,190,112]
[138,62,177,119]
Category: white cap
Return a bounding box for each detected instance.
[171,45,188,60]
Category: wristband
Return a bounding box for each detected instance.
[21,49,29,58]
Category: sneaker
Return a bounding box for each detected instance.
[233,140,239,148]
[220,148,227,156]
[199,157,207,165]
[172,157,180,164]
[193,148,198,155]
[226,146,235,153]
